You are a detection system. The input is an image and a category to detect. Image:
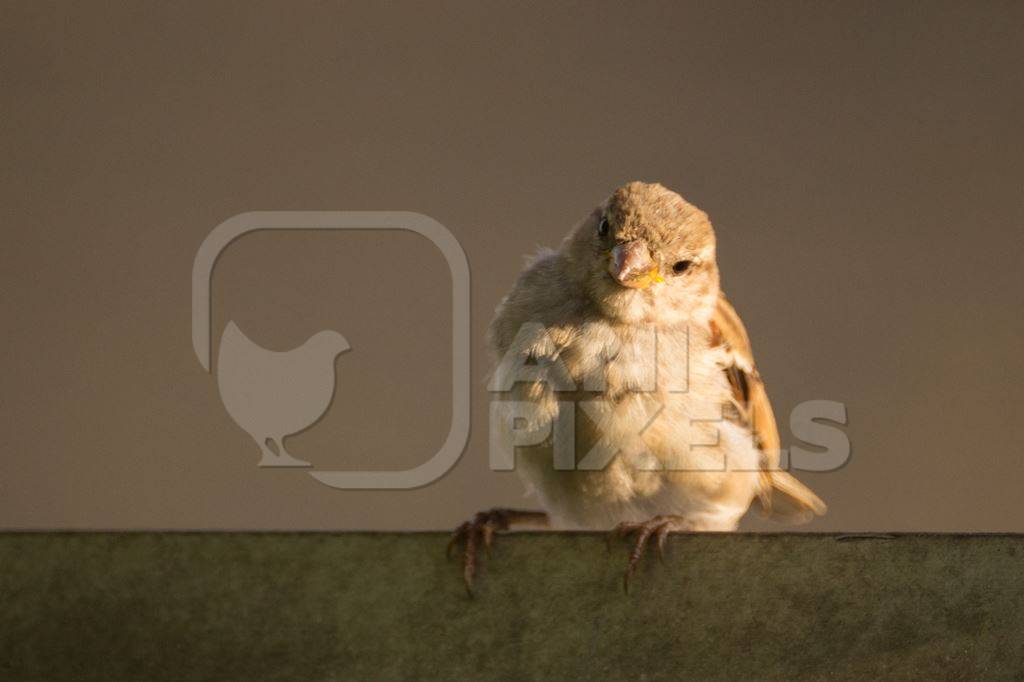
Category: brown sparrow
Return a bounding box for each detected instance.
[450,181,825,592]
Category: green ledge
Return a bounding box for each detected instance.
[2,532,1022,680]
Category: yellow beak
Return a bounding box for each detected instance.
[608,242,663,289]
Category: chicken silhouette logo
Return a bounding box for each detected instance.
[191,211,470,489]
[216,321,350,467]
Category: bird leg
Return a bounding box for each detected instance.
[447,508,549,596]
[609,515,692,593]
[257,437,312,468]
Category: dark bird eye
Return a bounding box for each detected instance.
[672,260,692,275]
[597,216,610,237]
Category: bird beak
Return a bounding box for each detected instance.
[608,241,663,289]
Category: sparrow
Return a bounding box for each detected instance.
[450,181,825,593]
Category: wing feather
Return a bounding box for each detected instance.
[711,293,826,518]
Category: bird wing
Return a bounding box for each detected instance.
[711,293,826,518]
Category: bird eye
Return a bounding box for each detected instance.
[597,216,610,238]
[672,260,692,275]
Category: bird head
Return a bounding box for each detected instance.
[563,181,720,326]
[310,330,351,359]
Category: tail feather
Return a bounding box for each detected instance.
[759,471,827,522]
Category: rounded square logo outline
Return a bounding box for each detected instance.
[192,211,470,489]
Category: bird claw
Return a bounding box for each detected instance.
[609,515,689,593]
[447,509,548,596]
[445,521,472,560]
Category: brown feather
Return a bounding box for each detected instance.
[711,293,826,518]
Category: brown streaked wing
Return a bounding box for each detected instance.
[710,292,781,509]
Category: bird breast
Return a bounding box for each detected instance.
[565,323,729,463]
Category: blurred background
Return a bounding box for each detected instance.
[2,1,1022,531]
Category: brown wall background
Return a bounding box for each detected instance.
[2,1,1022,531]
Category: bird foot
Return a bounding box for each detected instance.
[447,508,548,596]
[258,453,312,468]
[609,515,691,593]
[257,440,312,468]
